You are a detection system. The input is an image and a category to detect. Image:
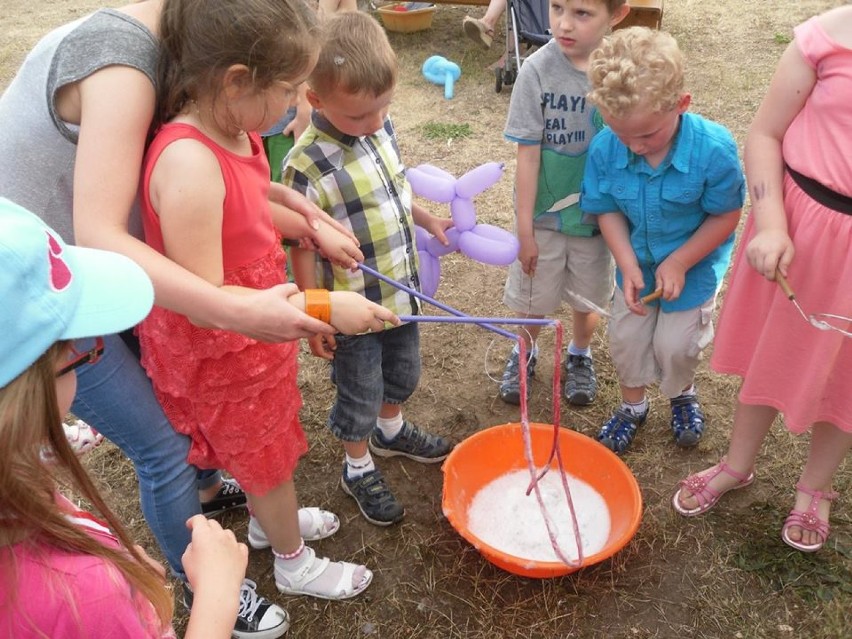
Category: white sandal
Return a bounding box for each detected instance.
[248,508,340,548]
[64,418,104,456]
[274,546,372,600]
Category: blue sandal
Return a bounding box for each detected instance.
[670,394,705,447]
[597,408,647,455]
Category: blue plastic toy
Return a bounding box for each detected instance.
[422,55,462,100]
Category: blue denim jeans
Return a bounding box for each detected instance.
[72,334,219,580]
[329,322,421,441]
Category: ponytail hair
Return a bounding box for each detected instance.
[154,0,320,131]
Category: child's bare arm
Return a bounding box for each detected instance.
[290,247,336,358]
[290,246,317,291]
[658,209,741,300]
[411,202,453,245]
[598,212,644,308]
[149,139,229,290]
[514,144,541,276]
[744,41,815,279]
[290,247,399,355]
[282,84,311,140]
[268,198,364,269]
[268,182,359,244]
[150,142,315,329]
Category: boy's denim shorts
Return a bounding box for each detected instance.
[328,321,421,442]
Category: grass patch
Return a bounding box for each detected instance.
[422,121,473,141]
[774,32,793,44]
[727,503,852,603]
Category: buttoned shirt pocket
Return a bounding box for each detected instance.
[598,179,641,221]
[660,175,704,219]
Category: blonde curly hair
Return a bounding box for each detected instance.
[587,26,684,119]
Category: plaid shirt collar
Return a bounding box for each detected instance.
[311,111,359,147]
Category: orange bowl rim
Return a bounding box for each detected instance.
[442,422,643,575]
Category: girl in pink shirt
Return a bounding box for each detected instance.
[0,199,246,638]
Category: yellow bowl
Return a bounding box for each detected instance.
[442,422,643,578]
[377,3,436,33]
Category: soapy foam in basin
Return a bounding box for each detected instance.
[467,469,611,562]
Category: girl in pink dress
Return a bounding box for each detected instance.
[672,5,852,552]
[138,0,396,604]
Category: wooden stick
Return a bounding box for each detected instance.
[775,270,796,300]
[640,289,664,304]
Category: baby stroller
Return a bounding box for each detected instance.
[495,0,551,93]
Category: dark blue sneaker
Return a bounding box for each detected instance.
[499,348,537,405]
[597,408,647,455]
[369,421,451,463]
[563,354,597,406]
[670,394,705,447]
[340,465,405,526]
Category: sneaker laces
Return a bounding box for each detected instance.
[400,422,432,448]
[219,479,243,498]
[237,579,264,623]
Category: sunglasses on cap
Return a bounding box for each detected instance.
[56,337,104,378]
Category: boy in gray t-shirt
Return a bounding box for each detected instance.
[498,0,628,406]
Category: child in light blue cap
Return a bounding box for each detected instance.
[0,197,251,638]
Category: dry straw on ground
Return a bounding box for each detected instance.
[1,1,850,638]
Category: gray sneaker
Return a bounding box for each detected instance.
[369,421,451,463]
[564,354,597,406]
[499,349,537,405]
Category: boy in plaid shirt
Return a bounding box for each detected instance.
[285,12,453,526]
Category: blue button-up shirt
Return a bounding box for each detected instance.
[580,112,745,311]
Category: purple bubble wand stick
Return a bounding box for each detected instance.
[357,263,585,567]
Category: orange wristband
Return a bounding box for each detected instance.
[304,289,331,324]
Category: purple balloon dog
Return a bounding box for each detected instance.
[408,162,519,297]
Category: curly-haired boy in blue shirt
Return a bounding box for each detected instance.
[581,27,745,454]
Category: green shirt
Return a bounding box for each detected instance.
[503,40,604,237]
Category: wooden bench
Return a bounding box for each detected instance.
[428,0,489,5]
[616,0,664,30]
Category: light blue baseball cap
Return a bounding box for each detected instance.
[0,198,154,387]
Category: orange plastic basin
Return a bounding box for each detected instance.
[442,422,642,578]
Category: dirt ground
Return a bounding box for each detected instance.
[1,1,850,638]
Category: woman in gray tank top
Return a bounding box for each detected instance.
[0,1,388,636]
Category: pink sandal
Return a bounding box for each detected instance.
[672,459,755,517]
[781,484,838,553]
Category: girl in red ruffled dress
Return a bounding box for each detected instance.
[138,0,395,603]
